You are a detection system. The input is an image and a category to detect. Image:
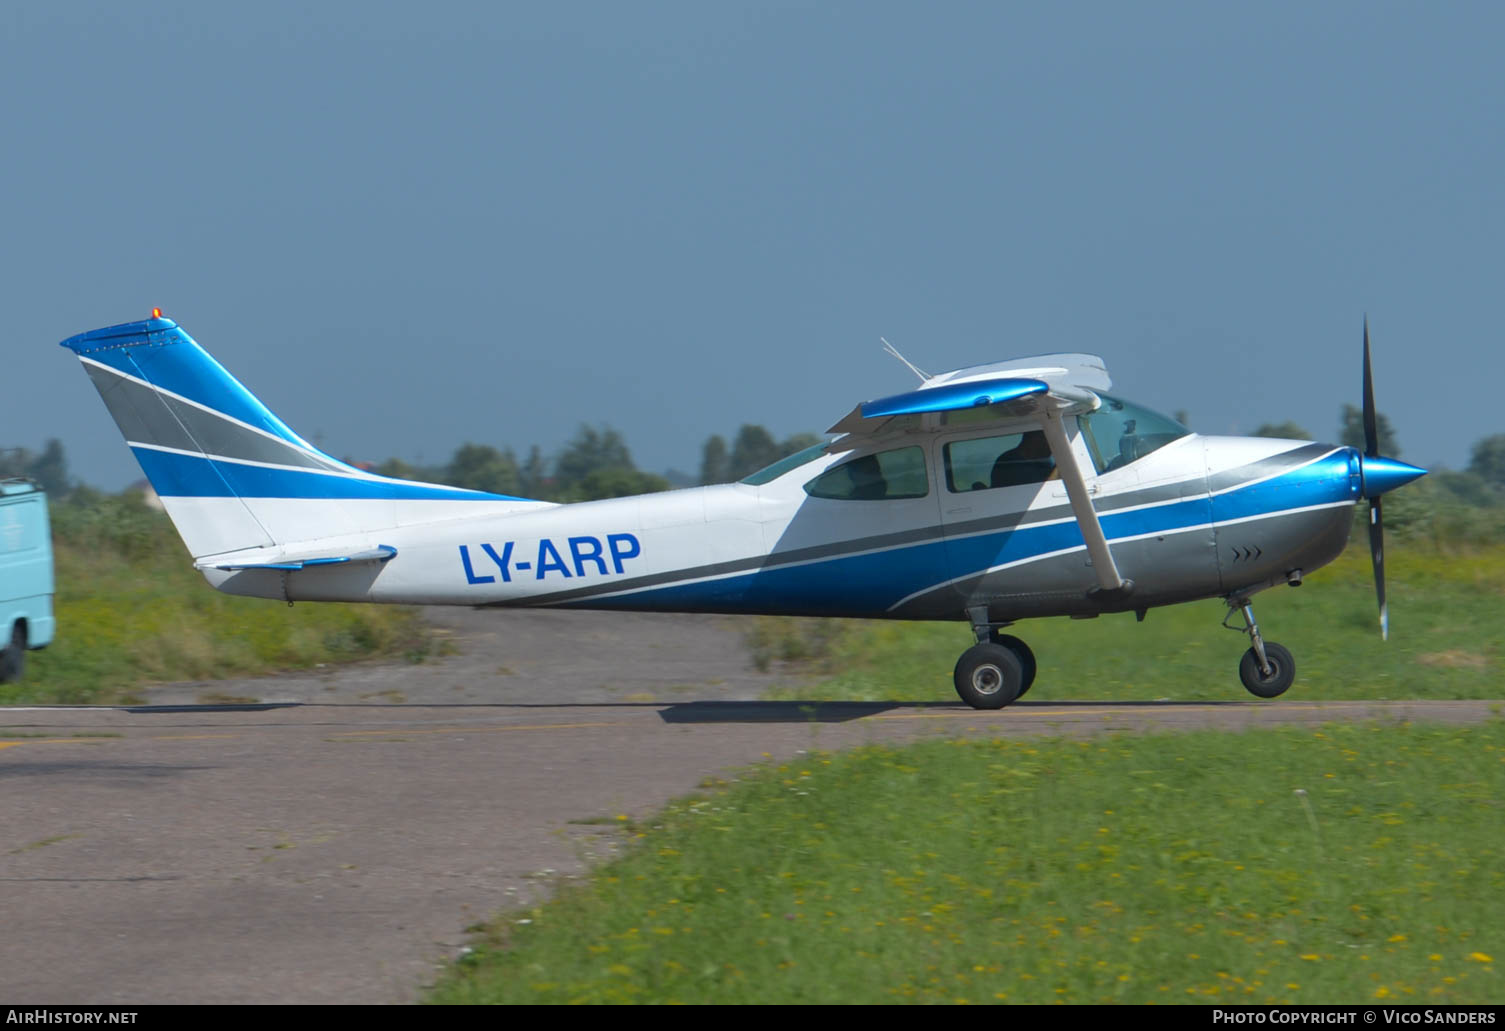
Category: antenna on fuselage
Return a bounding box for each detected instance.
[881,338,929,382]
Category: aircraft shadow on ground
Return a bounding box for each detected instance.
[653,698,1251,723]
[99,698,1255,726]
[120,703,303,714]
[657,700,922,723]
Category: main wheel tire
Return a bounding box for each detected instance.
[1239,641,1294,698]
[953,642,1024,710]
[990,633,1037,698]
[0,622,24,684]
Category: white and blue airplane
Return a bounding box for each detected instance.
[61,312,1425,708]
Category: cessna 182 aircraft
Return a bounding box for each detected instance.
[61,313,1425,708]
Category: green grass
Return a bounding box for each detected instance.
[756,545,1505,703]
[2,495,432,704]
[430,721,1504,1004]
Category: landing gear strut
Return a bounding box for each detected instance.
[1224,597,1295,698]
[953,608,1038,709]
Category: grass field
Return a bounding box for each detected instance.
[754,545,1505,704]
[430,721,1504,1005]
[2,495,432,705]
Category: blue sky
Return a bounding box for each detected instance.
[5,1,1501,489]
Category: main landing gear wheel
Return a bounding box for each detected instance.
[953,643,1024,710]
[990,632,1037,699]
[1239,641,1295,698]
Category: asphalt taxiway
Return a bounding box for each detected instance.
[3,610,1496,1003]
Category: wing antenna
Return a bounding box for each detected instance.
[880,338,929,382]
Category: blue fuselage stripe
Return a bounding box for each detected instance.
[1210,452,1356,524]
[132,447,520,502]
[560,452,1358,616]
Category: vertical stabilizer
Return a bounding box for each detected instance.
[61,314,540,561]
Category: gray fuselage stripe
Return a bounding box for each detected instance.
[484,442,1338,608]
[86,363,338,473]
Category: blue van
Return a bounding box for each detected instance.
[0,478,55,682]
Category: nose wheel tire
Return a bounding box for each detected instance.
[990,633,1037,699]
[1239,641,1295,698]
[954,643,1025,709]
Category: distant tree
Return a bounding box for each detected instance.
[699,434,729,485]
[519,445,549,498]
[0,440,70,495]
[555,425,634,492]
[779,432,823,455]
[1431,470,1501,507]
[1468,434,1505,488]
[563,467,670,502]
[29,440,69,495]
[445,443,520,496]
[1339,404,1400,456]
[0,449,24,480]
[728,425,783,481]
[704,427,825,482]
[1252,421,1312,441]
[374,457,423,481]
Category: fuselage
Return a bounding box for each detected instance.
[60,316,1421,669]
[205,408,1361,625]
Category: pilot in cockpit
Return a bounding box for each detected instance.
[845,454,887,499]
[990,431,1058,488]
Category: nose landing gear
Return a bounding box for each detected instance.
[1224,597,1296,698]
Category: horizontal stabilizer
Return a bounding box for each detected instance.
[203,545,397,572]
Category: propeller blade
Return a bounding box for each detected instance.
[1362,317,1379,457]
[1368,495,1387,640]
[1362,318,1390,639]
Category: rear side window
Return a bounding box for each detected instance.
[804,446,929,500]
[943,431,1056,493]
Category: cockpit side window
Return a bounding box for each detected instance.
[1077,394,1190,473]
[943,431,1058,493]
[804,446,929,500]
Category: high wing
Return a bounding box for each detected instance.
[830,352,1130,600]
[827,353,1111,436]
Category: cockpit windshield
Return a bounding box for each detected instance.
[1076,394,1190,473]
[739,442,831,485]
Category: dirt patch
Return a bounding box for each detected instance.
[138,607,813,707]
[1416,650,1490,671]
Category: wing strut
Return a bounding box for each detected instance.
[1038,409,1132,599]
